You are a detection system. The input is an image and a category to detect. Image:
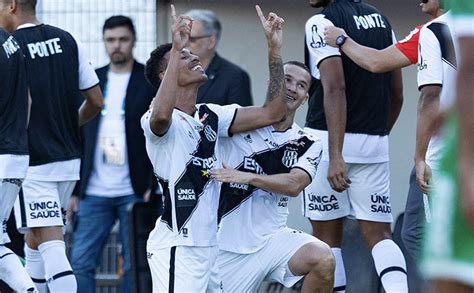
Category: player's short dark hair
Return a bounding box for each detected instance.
[103,15,136,38]
[16,0,37,12]
[284,61,311,77]
[145,43,172,89]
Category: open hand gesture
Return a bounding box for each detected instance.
[256,5,284,49]
[170,4,193,51]
[211,163,252,184]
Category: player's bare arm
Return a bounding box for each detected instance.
[211,163,311,197]
[324,26,411,73]
[319,57,351,192]
[415,85,441,194]
[78,84,103,126]
[149,4,193,135]
[387,68,404,132]
[229,5,286,134]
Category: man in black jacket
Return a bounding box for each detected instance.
[184,9,253,106]
[68,16,156,293]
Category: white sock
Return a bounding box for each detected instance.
[25,245,47,293]
[331,247,346,293]
[38,240,77,293]
[0,245,37,292]
[371,239,408,293]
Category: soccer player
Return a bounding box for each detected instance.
[303,0,406,292]
[421,0,474,291]
[0,0,103,291]
[0,27,37,292]
[211,61,335,293]
[141,5,286,292]
[323,0,445,262]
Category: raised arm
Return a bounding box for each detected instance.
[211,164,311,197]
[229,5,286,134]
[149,5,192,135]
[324,26,411,73]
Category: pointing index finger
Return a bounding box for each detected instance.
[170,4,177,21]
[255,5,266,25]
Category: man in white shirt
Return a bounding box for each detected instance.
[141,5,287,292]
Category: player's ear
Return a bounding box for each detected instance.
[159,71,166,81]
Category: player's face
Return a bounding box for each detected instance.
[309,0,331,8]
[419,0,440,15]
[103,26,135,65]
[186,20,214,60]
[177,48,208,86]
[0,1,14,32]
[283,64,311,112]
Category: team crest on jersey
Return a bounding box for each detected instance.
[204,125,217,142]
[282,148,298,168]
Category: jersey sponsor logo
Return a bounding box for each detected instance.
[370,193,391,213]
[204,124,217,142]
[2,36,20,59]
[277,196,289,207]
[29,200,61,220]
[309,25,326,48]
[399,27,419,43]
[353,13,387,30]
[26,37,63,59]
[306,193,340,212]
[2,178,22,187]
[264,138,278,148]
[243,157,266,175]
[146,252,153,259]
[192,155,216,170]
[418,44,428,71]
[176,188,196,201]
[229,182,249,190]
[282,148,298,168]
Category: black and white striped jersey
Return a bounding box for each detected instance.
[217,123,322,254]
[417,12,458,169]
[141,104,236,248]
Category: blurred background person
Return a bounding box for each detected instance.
[68,15,157,293]
[184,9,253,106]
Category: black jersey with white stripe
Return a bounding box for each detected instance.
[305,0,394,136]
[217,123,322,253]
[13,24,85,166]
[0,29,28,156]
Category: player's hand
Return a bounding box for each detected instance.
[324,26,347,47]
[211,163,252,184]
[66,195,79,224]
[170,4,193,51]
[255,5,284,50]
[415,160,432,194]
[327,156,351,192]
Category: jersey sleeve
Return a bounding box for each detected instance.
[417,26,443,90]
[71,35,99,90]
[207,103,239,138]
[395,25,421,65]
[305,15,340,75]
[140,108,176,145]
[291,137,323,182]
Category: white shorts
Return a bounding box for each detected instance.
[14,180,76,233]
[147,245,221,293]
[217,227,318,292]
[0,179,23,244]
[303,161,393,223]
